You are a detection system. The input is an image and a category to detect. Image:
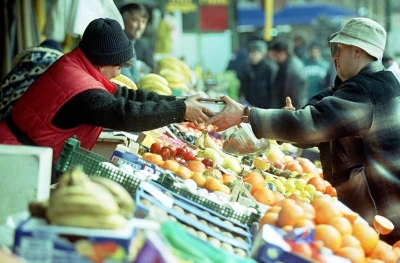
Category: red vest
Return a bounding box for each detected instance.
[0,47,117,163]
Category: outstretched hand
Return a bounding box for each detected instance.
[184,94,214,126]
[206,95,244,131]
[282,97,295,111]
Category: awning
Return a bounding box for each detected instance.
[237,3,356,28]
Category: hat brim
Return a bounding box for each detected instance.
[330,33,383,60]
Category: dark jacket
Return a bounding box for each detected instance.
[240,58,278,109]
[251,62,400,244]
[270,55,308,109]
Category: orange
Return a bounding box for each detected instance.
[341,210,359,224]
[352,222,379,254]
[222,173,237,184]
[290,242,312,258]
[367,240,398,263]
[341,234,361,248]
[307,177,326,193]
[204,168,223,182]
[335,246,365,263]
[243,171,265,194]
[267,206,282,214]
[284,160,303,173]
[186,160,206,173]
[373,215,394,235]
[176,165,193,180]
[293,218,315,229]
[277,199,305,227]
[142,153,164,166]
[219,184,231,195]
[314,224,342,253]
[259,212,279,228]
[310,194,334,210]
[273,191,285,204]
[297,157,319,174]
[160,159,181,173]
[392,240,400,248]
[253,187,275,206]
[191,171,207,187]
[315,201,342,224]
[327,216,353,236]
[324,181,337,198]
[204,176,223,192]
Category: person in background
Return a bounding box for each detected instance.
[119,3,149,83]
[293,35,307,60]
[302,42,330,99]
[0,39,64,122]
[268,39,308,109]
[0,18,213,182]
[239,40,278,109]
[207,17,400,245]
[382,52,400,83]
[135,38,155,73]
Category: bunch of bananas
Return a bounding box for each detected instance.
[45,166,135,229]
[137,73,171,95]
[157,57,192,93]
[155,19,172,54]
[111,74,137,90]
[195,131,243,175]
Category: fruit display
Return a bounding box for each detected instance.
[156,56,192,93]
[110,74,138,90]
[137,73,172,95]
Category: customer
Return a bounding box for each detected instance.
[303,42,330,99]
[0,18,212,167]
[268,39,308,109]
[119,3,150,83]
[239,40,278,108]
[382,52,400,83]
[207,18,400,245]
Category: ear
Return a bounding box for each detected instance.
[354,47,364,58]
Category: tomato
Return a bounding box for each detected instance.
[201,158,214,168]
[160,148,171,160]
[182,151,196,161]
[150,142,163,154]
[165,145,176,157]
[175,147,186,156]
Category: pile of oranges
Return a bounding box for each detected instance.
[258,194,399,263]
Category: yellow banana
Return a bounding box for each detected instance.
[111,74,137,90]
[195,132,206,149]
[140,82,172,95]
[139,73,168,86]
[203,131,230,159]
[89,176,135,219]
[49,213,127,229]
[197,147,224,164]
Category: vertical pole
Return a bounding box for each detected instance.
[263,0,273,42]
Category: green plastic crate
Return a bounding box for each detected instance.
[55,137,141,196]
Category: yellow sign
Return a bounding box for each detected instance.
[166,0,198,13]
[264,0,273,41]
[199,0,228,5]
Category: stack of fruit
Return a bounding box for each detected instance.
[156,56,192,94]
[31,166,135,229]
[136,73,171,95]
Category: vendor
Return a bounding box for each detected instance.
[0,18,212,181]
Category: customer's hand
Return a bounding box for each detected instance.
[184,94,214,126]
[282,97,295,111]
[206,95,244,132]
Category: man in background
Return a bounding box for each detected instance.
[119,3,150,83]
[382,52,400,83]
[239,40,278,109]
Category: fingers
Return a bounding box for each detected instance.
[286,97,293,108]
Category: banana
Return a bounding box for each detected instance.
[197,147,224,164]
[89,176,135,219]
[46,166,127,229]
[111,74,137,90]
[139,82,172,95]
[49,213,127,229]
[195,131,206,149]
[203,131,231,159]
[139,73,168,86]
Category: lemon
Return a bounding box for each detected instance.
[304,184,317,195]
[294,178,307,190]
[284,181,296,192]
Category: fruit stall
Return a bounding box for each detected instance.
[1,68,400,263]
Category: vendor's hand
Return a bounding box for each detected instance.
[282,96,295,111]
[206,95,244,132]
[184,94,214,126]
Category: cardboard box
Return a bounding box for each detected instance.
[13,217,159,263]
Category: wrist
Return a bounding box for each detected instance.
[241,106,252,123]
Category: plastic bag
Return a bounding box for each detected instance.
[222,123,270,156]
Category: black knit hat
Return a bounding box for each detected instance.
[79,18,133,66]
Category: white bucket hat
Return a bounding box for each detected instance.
[329,17,386,60]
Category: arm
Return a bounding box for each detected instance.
[52,86,212,131]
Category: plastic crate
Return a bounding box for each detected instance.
[55,137,141,196]
[153,175,261,228]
